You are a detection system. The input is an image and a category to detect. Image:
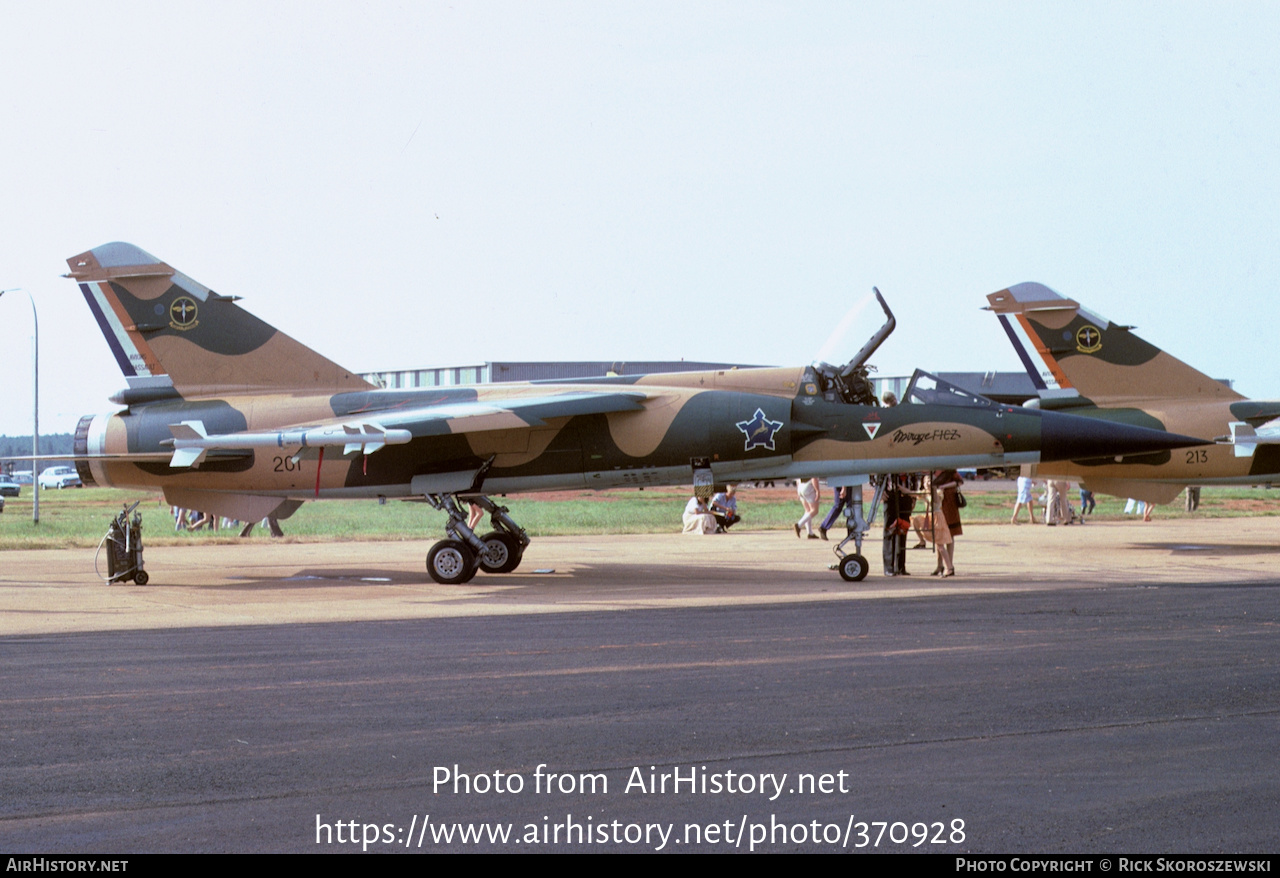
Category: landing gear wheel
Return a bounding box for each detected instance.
[477,532,523,574]
[134,570,149,586]
[427,539,478,585]
[837,553,869,582]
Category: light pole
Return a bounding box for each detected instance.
[0,288,38,524]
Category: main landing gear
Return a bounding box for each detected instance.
[423,494,531,585]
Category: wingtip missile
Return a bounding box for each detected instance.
[165,420,411,468]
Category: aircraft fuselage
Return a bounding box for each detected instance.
[1033,398,1280,499]
[76,381,1062,503]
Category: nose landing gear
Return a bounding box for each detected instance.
[830,475,883,582]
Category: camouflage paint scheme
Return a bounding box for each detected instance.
[67,244,1202,527]
[988,282,1280,504]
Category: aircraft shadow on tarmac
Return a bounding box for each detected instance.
[220,569,433,589]
[1129,541,1280,557]
[212,559,845,591]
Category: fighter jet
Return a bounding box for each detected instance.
[987,282,1280,504]
[63,243,1204,583]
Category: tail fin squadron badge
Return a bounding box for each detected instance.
[169,296,199,330]
[735,408,783,451]
[1075,325,1101,353]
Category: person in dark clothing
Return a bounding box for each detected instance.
[1080,485,1097,516]
[882,474,915,576]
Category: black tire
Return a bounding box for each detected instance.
[134,570,149,586]
[477,531,523,574]
[426,540,477,585]
[838,553,869,582]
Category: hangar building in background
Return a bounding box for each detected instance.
[361,361,766,389]
[361,361,1041,406]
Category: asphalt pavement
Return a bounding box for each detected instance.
[1,519,1277,852]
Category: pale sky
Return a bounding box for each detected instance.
[2,1,1278,435]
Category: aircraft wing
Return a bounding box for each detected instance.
[1225,402,1280,427]
[165,389,650,467]
[374,389,650,435]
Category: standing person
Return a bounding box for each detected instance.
[1011,475,1037,523]
[882,474,914,576]
[1045,480,1063,525]
[709,485,740,532]
[1050,479,1073,525]
[1079,485,1096,517]
[795,478,821,539]
[818,484,856,540]
[931,469,963,576]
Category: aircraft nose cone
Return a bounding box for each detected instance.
[1037,410,1208,462]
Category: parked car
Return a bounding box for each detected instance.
[38,466,82,489]
[0,475,19,497]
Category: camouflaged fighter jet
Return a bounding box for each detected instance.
[988,282,1280,504]
[63,243,1205,583]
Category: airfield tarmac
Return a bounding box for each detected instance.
[2,518,1278,852]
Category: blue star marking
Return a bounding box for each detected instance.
[735,408,784,452]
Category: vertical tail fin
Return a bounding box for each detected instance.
[986,282,1243,405]
[67,243,372,399]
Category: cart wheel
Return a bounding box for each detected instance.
[134,570,149,586]
[838,553,868,582]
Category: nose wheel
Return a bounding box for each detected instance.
[836,553,868,582]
